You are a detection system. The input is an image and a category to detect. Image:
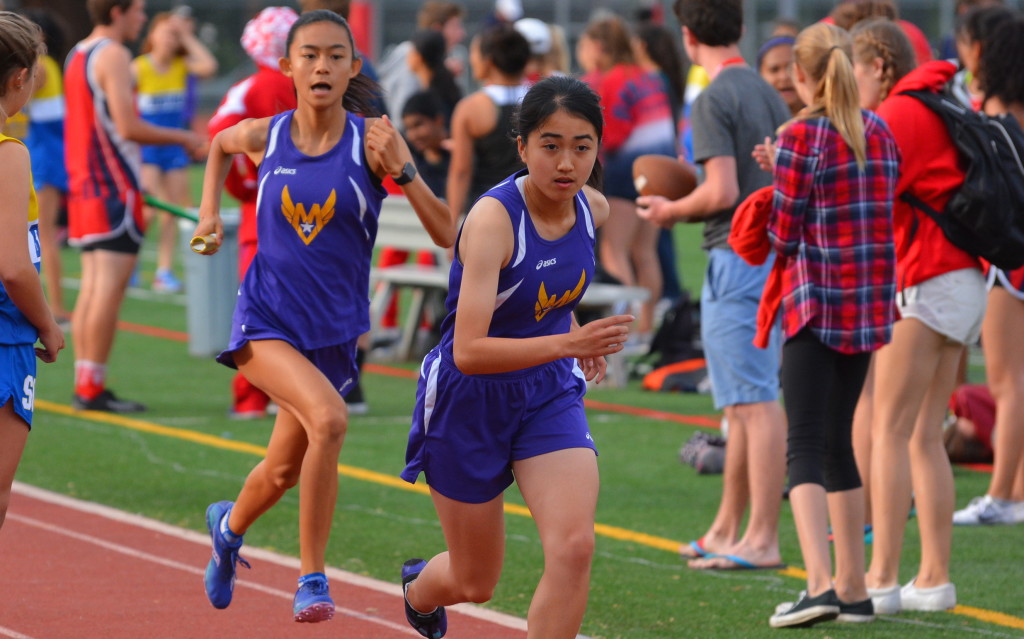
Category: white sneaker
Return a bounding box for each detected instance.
[953,495,1021,525]
[867,584,901,615]
[900,578,956,611]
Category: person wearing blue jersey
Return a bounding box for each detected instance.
[192,10,453,624]
[0,12,65,533]
[22,10,69,326]
[133,10,216,293]
[399,76,634,639]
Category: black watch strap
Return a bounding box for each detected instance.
[394,161,417,185]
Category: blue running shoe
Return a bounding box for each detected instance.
[153,268,183,294]
[402,558,447,638]
[203,501,250,609]
[293,572,335,623]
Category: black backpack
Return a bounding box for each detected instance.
[648,290,702,368]
[898,89,1024,271]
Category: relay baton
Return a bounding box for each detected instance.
[142,194,220,255]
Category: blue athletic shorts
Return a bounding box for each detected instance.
[216,333,361,399]
[401,348,597,503]
[0,343,38,428]
[29,138,68,191]
[701,247,781,409]
[141,144,190,172]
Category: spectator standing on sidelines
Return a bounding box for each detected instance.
[65,0,201,413]
[445,23,531,223]
[757,22,899,628]
[379,2,467,124]
[852,19,987,615]
[953,11,1024,527]
[21,10,69,326]
[638,0,790,572]
[757,36,803,116]
[577,15,676,343]
[133,10,216,294]
[0,10,65,534]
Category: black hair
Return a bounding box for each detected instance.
[21,9,66,61]
[477,23,531,77]
[673,0,742,47]
[285,10,382,117]
[410,29,461,116]
[956,4,1015,43]
[515,75,604,190]
[635,22,686,122]
[978,14,1024,106]
[401,89,446,120]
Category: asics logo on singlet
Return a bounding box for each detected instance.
[274,166,297,175]
[536,258,557,270]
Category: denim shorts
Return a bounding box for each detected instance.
[898,267,987,345]
[701,248,781,409]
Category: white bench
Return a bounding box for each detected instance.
[369,197,649,386]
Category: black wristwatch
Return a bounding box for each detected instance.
[393,161,417,185]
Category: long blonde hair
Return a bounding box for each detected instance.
[788,23,866,169]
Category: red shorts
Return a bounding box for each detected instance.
[68,189,145,250]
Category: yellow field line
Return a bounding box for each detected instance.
[36,399,1024,632]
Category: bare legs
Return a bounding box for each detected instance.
[980,287,1024,502]
[867,318,962,590]
[72,249,136,365]
[36,185,67,320]
[407,448,598,639]
[599,196,662,336]
[228,340,349,575]
[0,402,30,531]
[689,400,786,568]
[141,165,189,280]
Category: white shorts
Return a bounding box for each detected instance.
[897,268,987,345]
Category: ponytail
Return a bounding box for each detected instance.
[786,23,866,169]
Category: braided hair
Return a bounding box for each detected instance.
[851,18,916,103]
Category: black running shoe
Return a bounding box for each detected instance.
[72,389,147,413]
[837,597,875,623]
[402,558,446,638]
[770,589,840,628]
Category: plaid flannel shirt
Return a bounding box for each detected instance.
[769,112,900,354]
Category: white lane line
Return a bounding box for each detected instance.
[12,483,529,632]
[0,626,39,639]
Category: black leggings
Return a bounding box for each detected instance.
[781,328,871,492]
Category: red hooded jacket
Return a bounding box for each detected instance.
[876,61,981,290]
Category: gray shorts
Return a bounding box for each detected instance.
[897,268,987,344]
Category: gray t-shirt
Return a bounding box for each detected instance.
[691,65,790,250]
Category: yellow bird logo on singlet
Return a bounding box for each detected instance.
[535,269,587,322]
[281,185,335,245]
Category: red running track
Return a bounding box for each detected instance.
[0,483,529,639]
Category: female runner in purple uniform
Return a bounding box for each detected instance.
[192,10,453,624]
[399,75,634,639]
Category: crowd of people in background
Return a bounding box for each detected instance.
[1,0,1023,635]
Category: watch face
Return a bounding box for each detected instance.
[397,161,416,184]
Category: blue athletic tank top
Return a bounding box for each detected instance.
[438,170,596,372]
[0,134,40,345]
[234,110,385,349]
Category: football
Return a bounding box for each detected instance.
[632,155,699,201]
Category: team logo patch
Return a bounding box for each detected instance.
[535,269,586,321]
[281,185,336,245]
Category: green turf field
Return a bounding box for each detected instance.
[17,198,1023,638]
